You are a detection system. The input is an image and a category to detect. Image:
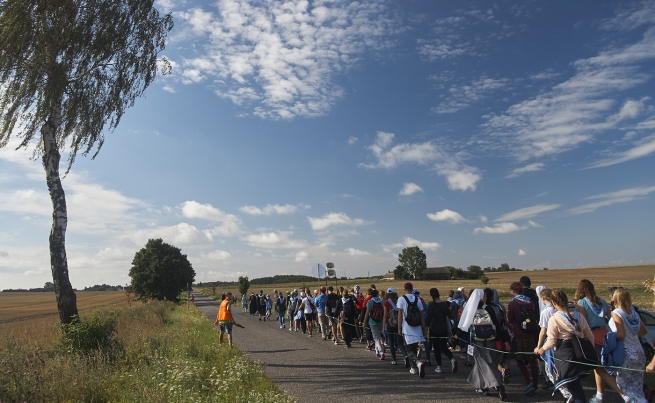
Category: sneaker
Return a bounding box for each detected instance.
[499,385,507,401]
[280,325,283,329]
[409,367,418,375]
[365,346,373,351]
[308,334,312,337]
[476,388,490,396]
[404,356,410,369]
[380,354,385,361]
[531,389,541,397]
[523,383,536,396]
[345,344,352,348]
[589,394,604,403]
[391,360,397,365]
[333,340,338,345]
[418,362,426,378]
[502,368,509,385]
[464,361,472,367]
[435,366,442,374]
[425,361,432,367]
[289,327,293,331]
[451,359,458,374]
[295,329,298,332]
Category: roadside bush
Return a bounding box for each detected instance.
[480,275,489,284]
[60,310,119,355]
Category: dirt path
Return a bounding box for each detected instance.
[193,292,622,403]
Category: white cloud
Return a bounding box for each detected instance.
[360,132,482,191]
[383,236,441,251]
[506,163,545,178]
[179,201,243,236]
[495,204,561,222]
[162,85,176,93]
[434,76,511,114]
[173,0,395,119]
[294,251,309,262]
[567,185,655,215]
[519,248,526,256]
[244,231,306,249]
[473,222,527,234]
[348,136,358,145]
[239,203,309,215]
[399,182,423,196]
[427,209,469,224]
[528,220,543,228]
[307,212,370,231]
[202,250,232,261]
[587,134,655,168]
[479,215,488,223]
[345,247,370,256]
[127,222,213,247]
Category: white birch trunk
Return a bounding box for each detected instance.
[41,99,78,324]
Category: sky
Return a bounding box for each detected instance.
[1,0,655,289]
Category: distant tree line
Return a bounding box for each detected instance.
[2,282,57,292]
[83,284,125,291]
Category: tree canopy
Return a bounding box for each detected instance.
[397,246,427,279]
[129,239,195,302]
[238,276,250,296]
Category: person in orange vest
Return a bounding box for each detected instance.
[215,291,239,347]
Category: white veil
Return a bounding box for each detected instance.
[536,285,546,313]
[458,289,483,331]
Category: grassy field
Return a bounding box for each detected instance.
[199,265,655,309]
[0,296,294,403]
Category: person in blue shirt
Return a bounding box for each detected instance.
[315,286,329,340]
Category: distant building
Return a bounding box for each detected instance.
[383,271,395,281]
[419,267,451,280]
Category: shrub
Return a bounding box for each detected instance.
[60,310,118,355]
[480,275,490,284]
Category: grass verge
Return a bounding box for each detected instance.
[0,301,294,403]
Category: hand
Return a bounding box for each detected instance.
[647,360,655,373]
[505,342,511,352]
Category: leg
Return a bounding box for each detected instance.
[388,327,398,362]
[432,336,442,366]
[219,331,224,344]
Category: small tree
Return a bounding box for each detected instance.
[129,239,195,302]
[467,265,483,279]
[393,265,410,280]
[498,263,510,272]
[397,246,427,279]
[0,0,173,324]
[480,275,489,284]
[238,276,250,296]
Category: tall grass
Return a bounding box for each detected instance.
[0,301,294,403]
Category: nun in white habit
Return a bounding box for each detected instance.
[459,288,507,400]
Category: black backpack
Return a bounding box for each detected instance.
[429,302,450,335]
[343,299,355,320]
[519,305,540,333]
[403,296,423,327]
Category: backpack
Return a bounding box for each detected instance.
[429,302,450,335]
[403,295,423,327]
[519,304,540,333]
[472,305,496,341]
[370,300,384,322]
[387,299,399,327]
[343,299,355,320]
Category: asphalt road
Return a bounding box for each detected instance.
[193,292,623,403]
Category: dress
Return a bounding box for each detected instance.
[609,317,647,403]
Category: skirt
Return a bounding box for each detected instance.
[468,340,503,390]
[553,339,591,392]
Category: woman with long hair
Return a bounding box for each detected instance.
[575,279,610,402]
[609,288,648,403]
[426,287,458,374]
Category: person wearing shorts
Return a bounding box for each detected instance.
[215,291,239,347]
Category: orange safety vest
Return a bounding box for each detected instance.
[217,300,233,322]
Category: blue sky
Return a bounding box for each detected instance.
[1,0,655,289]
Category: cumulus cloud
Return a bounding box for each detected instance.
[399,182,423,196]
[506,163,545,178]
[473,222,527,234]
[345,247,370,256]
[519,248,526,256]
[479,215,488,223]
[294,251,309,262]
[427,209,469,224]
[173,0,396,119]
[567,185,655,215]
[383,236,441,251]
[239,203,309,215]
[127,222,213,247]
[307,212,370,231]
[202,250,232,261]
[495,204,561,222]
[360,132,482,191]
[244,231,306,249]
[179,201,243,236]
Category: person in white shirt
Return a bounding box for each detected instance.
[298,289,316,337]
[396,281,427,378]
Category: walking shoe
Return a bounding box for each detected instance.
[289,327,293,331]
[451,358,458,373]
[499,385,507,401]
[404,356,410,368]
[345,344,352,348]
[295,329,298,332]
[531,389,541,397]
[409,367,418,375]
[435,366,442,374]
[589,394,603,403]
[476,388,490,396]
[425,361,432,367]
[280,325,283,329]
[501,368,509,385]
[523,383,536,395]
[365,346,373,351]
[418,362,426,378]
[333,340,338,345]
[391,360,397,365]
[464,360,472,367]
[380,354,385,361]
[308,334,312,337]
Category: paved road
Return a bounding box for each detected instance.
[193,292,623,403]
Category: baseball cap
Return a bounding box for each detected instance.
[403,282,413,291]
[386,287,396,293]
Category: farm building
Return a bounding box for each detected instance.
[382,271,395,281]
[420,267,451,280]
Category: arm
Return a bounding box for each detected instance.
[537,327,547,348]
[420,304,426,335]
[383,305,389,327]
[575,304,585,317]
[363,305,370,325]
[538,319,559,353]
[397,308,403,336]
[648,354,655,373]
[612,312,627,340]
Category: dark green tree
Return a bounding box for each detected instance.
[393,265,410,280]
[498,263,510,272]
[129,239,195,302]
[397,246,427,279]
[44,282,55,291]
[238,276,250,296]
[467,265,483,279]
[0,0,172,324]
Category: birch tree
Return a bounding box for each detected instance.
[0,0,173,323]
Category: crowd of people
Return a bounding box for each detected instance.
[230,276,655,403]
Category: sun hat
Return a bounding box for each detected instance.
[386,287,396,293]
